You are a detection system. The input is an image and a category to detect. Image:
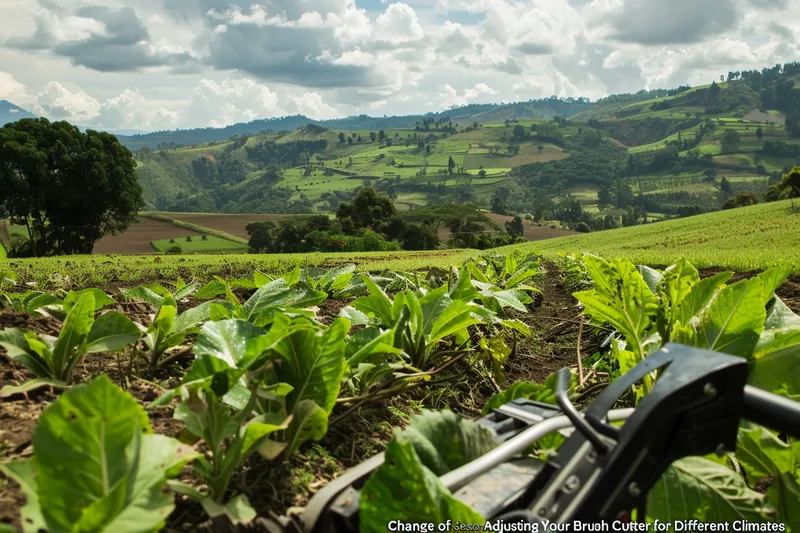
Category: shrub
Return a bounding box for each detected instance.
[166,245,183,254]
[575,222,592,233]
[185,235,192,242]
[201,234,208,241]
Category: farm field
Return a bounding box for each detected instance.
[2,234,800,530]
[160,212,301,240]
[510,199,800,273]
[150,234,247,253]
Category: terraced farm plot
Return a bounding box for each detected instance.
[151,234,248,253]
[92,217,193,254]
[164,212,307,239]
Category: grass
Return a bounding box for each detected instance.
[151,235,248,253]
[140,213,248,244]
[506,199,800,273]
[6,249,478,289]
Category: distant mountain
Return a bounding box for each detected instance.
[0,100,37,125]
[115,96,593,151]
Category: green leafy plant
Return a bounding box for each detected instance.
[119,278,198,307]
[153,315,349,520]
[202,276,327,327]
[359,410,494,532]
[0,292,140,394]
[141,293,217,369]
[570,254,800,522]
[468,250,543,293]
[0,375,198,533]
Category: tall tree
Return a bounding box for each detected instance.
[0,118,143,256]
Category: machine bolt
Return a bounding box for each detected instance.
[564,475,581,493]
[628,482,641,498]
[703,383,717,398]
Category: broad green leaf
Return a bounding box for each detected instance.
[483,288,532,312]
[500,318,532,338]
[0,328,52,378]
[736,425,800,481]
[760,297,800,347]
[63,288,115,313]
[119,286,164,307]
[243,278,326,325]
[345,326,402,368]
[351,275,394,324]
[768,475,800,532]
[31,375,197,533]
[195,280,227,300]
[318,264,356,291]
[448,265,479,302]
[647,457,774,521]
[756,265,792,306]
[102,434,199,532]
[338,305,371,326]
[25,293,62,314]
[193,319,270,370]
[403,410,497,476]
[673,278,765,358]
[0,377,68,399]
[359,431,484,533]
[637,265,664,295]
[574,256,658,361]
[282,266,302,287]
[674,271,734,327]
[749,329,800,399]
[269,318,348,414]
[51,292,95,380]
[657,259,700,339]
[482,372,574,415]
[281,400,328,457]
[201,494,257,525]
[172,301,218,333]
[84,311,141,353]
[0,460,46,533]
[241,415,291,458]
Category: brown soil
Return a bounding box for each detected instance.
[166,214,293,240]
[0,265,587,531]
[437,214,576,243]
[93,218,191,255]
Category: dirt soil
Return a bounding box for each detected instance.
[437,214,577,243]
[2,263,799,531]
[93,218,194,255]
[167,214,292,240]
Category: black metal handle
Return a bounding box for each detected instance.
[555,368,610,454]
[743,385,800,439]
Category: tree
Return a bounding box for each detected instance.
[722,192,758,210]
[513,124,526,140]
[537,145,544,153]
[0,118,144,255]
[369,131,376,142]
[778,166,800,209]
[448,156,456,175]
[756,126,763,140]
[505,215,524,238]
[597,186,613,209]
[336,187,396,231]
[490,195,508,215]
[721,130,741,153]
[720,176,733,196]
[575,222,591,233]
[378,130,386,141]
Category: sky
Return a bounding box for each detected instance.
[0,0,796,132]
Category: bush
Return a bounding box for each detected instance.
[201,234,208,241]
[185,236,192,242]
[575,222,592,233]
[169,238,175,243]
[165,245,183,254]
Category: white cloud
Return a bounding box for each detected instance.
[1,0,797,130]
[0,71,28,100]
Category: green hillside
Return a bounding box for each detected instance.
[131,62,800,234]
[509,199,800,273]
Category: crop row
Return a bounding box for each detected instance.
[1,251,800,531]
[0,252,543,531]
